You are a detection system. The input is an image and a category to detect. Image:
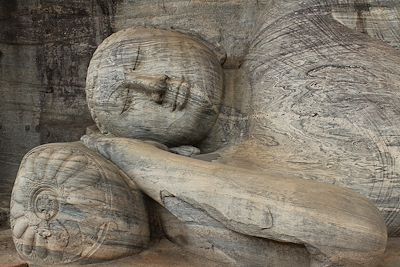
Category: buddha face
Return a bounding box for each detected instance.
[86,27,224,146]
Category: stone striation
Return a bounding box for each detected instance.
[11,142,149,265]
[0,1,115,223]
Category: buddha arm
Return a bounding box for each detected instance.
[82,135,387,267]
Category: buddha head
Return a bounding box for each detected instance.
[86,27,224,146]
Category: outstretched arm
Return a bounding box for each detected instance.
[82,134,387,267]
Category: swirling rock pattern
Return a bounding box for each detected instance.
[86,27,224,146]
[82,135,387,267]
[7,1,400,266]
[158,192,310,267]
[212,0,400,236]
[10,142,149,265]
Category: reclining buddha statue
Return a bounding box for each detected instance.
[10,1,400,266]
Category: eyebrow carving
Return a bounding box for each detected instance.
[132,46,140,71]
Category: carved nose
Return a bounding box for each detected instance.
[124,73,170,104]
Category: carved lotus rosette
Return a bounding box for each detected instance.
[10,142,150,265]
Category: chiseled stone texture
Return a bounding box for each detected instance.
[0,1,114,219]
[0,0,267,225]
[3,0,399,224]
[11,142,149,265]
[2,1,400,266]
[86,27,224,146]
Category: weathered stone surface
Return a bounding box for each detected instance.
[157,194,311,267]
[82,135,387,267]
[2,227,400,267]
[220,0,400,236]
[4,0,400,266]
[0,0,263,216]
[0,0,114,223]
[86,27,224,146]
[2,0,400,225]
[332,0,400,49]
[10,142,149,265]
[87,3,400,237]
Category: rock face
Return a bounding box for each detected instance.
[4,1,400,267]
[3,0,398,227]
[0,0,114,224]
[0,0,266,226]
[225,1,400,236]
[10,142,149,265]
